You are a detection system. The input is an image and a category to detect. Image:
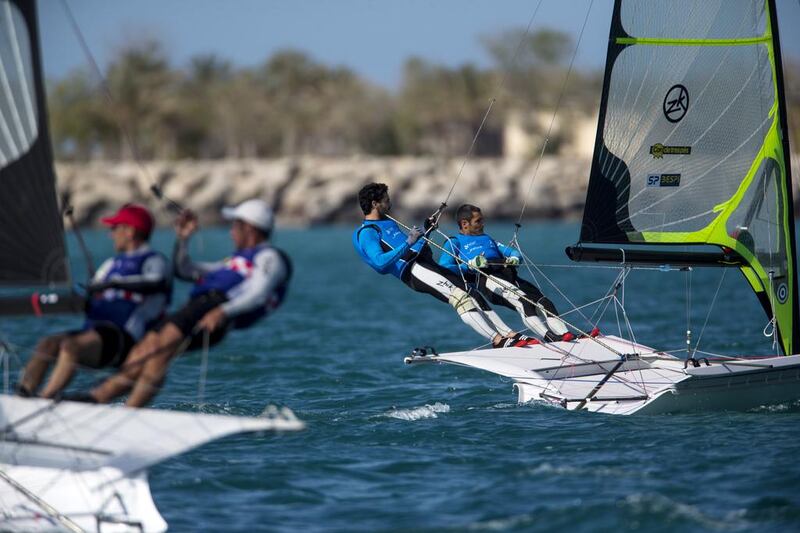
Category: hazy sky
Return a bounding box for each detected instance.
[39,0,800,89]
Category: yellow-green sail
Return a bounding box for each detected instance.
[579,0,798,354]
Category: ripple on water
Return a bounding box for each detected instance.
[383,402,451,421]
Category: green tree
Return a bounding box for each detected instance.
[394,57,498,156]
[47,68,112,160]
[103,39,174,159]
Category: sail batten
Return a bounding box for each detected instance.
[576,0,797,355]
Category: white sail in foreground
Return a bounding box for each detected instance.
[0,397,304,532]
[406,336,800,415]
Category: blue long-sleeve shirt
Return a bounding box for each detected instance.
[352,219,424,279]
[439,233,520,274]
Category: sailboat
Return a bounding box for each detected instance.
[406,0,800,415]
[0,1,303,530]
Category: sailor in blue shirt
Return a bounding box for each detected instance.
[87,199,292,407]
[19,204,171,399]
[353,183,531,348]
[439,204,573,342]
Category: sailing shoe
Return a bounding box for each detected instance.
[494,334,531,348]
[543,331,560,343]
[561,332,576,342]
[14,383,33,398]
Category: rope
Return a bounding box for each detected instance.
[0,470,85,533]
[515,0,596,227]
[691,269,727,359]
[197,329,210,409]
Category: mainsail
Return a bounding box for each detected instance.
[575,0,798,355]
[0,0,69,286]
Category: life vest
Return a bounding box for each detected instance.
[85,249,169,337]
[448,233,504,262]
[192,245,292,329]
[352,219,425,279]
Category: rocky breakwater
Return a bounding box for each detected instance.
[55,155,800,228]
[54,156,591,228]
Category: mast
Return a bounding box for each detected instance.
[766,0,800,353]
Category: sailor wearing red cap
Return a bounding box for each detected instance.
[87,199,292,407]
[18,204,171,399]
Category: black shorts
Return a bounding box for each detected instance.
[160,291,230,351]
[69,323,135,368]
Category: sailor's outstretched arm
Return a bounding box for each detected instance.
[357,228,412,274]
[497,241,522,260]
[88,255,170,294]
[173,238,224,281]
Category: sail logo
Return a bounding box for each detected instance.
[649,144,691,159]
[647,174,681,187]
[777,283,788,304]
[663,84,689,123]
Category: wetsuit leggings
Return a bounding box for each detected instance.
[402,255,513,341]
[478,267,568,339]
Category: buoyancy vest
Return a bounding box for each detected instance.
[85,249,169,337]
[191,245,292,329]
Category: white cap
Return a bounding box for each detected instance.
[221,199,274,232]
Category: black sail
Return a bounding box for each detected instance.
[0,0,69,286]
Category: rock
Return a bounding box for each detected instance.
[53,154,800,228]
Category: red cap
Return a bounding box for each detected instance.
[101,204,154,237]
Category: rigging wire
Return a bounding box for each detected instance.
[691,268,727,358]
[0,470,86,533]
[685,267,692,358]
[434,0,546,220]
[197,329,210,409]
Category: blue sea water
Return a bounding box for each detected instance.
[4,222,800,532]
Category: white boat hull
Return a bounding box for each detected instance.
[0,396,304,531]
[405,335,800,415]
[0,466,165,532]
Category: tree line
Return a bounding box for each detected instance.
[47,28,603,161]
[47,28,800,161]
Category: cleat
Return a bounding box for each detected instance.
[561,332,575,342]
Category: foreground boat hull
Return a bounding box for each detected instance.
[0,467,165,532]
[406,336,800,415]
[0,396,304,531]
